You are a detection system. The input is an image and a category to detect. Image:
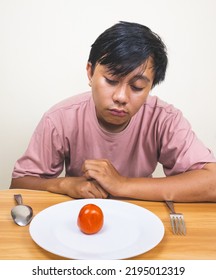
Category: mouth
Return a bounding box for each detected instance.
[108,108,128,117]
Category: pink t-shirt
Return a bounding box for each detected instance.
[12,92,216,179]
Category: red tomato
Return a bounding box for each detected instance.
[77,204,104,234]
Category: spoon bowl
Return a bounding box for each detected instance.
[11,194,33,226]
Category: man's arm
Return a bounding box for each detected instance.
[10,176,108,199]
[82,160,216,202]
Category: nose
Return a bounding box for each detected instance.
[112,85,129,105]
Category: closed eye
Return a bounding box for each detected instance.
[105,77,118,86]
[130,85,144,92]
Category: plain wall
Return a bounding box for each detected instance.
[1,0,216,189]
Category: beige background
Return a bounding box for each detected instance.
[1,0,216,189]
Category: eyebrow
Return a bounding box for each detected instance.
[129,74,151,84]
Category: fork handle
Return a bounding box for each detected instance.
[165,200,176,214]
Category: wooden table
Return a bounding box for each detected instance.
[1,189,216,260]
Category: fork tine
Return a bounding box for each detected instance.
[179,216,186,235]
[176,216,182,235]
[165,200,186,235]
[170,214,186,235]
[170,216,177,234]
[165,201,186,235]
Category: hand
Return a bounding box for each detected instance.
[61,177,109,199]
[82,159,126,196]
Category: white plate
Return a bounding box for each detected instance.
[29,199,164,259]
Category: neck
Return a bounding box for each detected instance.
[98,118,130,133]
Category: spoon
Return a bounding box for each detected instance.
[11,194,33,226]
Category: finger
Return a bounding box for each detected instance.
[88,188,103,199]
[84,191,96,199]
[82,159,97,172]
[84,181,105,198]
[93,182,109,199]
[82,159,110,173]
[83,169,100,181]
[78,187,99,199]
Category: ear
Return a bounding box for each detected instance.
[86,62,93,83]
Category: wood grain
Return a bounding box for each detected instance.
[0,189,216,260]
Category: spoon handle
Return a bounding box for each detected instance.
[14,194,23,205]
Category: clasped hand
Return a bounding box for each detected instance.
[82,159,126,197]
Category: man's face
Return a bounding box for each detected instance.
[87,58,155,133]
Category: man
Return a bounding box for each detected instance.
[10,21,216,201]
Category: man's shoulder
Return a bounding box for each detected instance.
[47,92,91,115]
[144,95,179,115]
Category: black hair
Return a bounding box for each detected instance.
[88,21,168,88]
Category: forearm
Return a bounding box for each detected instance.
[114,163,216,202]
[10,176,109,199]
[10,176,72,195]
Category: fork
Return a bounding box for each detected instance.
[165,200,186,235]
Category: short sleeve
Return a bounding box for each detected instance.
[12,115,65,178]
[158,110,216,176]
